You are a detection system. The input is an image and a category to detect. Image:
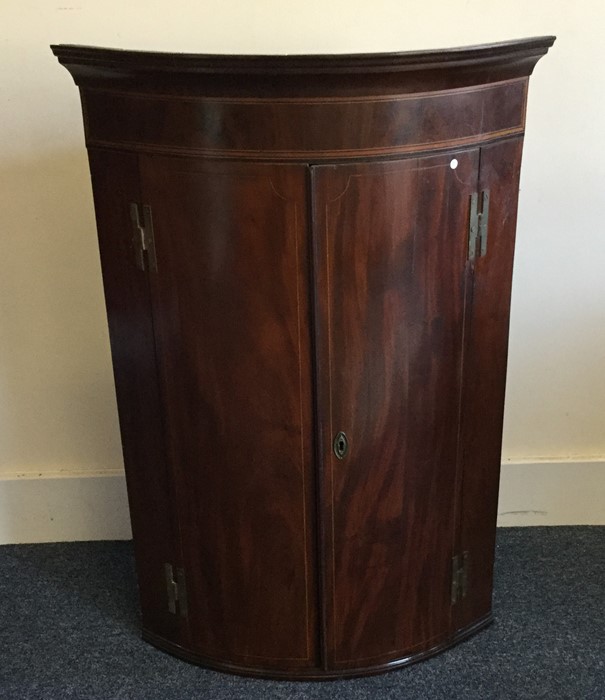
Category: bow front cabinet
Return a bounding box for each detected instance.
[52,37,554,679]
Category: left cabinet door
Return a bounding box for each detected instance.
[138,156,318,671]
[88,149,189,646]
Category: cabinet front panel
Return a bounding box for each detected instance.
[82,79,526,160]
[139,157,317,668]
[455,137,524,631]
[313,151,479,667]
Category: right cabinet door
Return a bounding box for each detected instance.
[312,150,480,669]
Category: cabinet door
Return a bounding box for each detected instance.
[312,151,479,668]
[138,157,317,670]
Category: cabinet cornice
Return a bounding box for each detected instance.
[51,37,554,97]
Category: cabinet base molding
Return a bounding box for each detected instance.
[141,614,493,680]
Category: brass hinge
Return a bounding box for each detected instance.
[164,563,188,618]
[129,202,157,272]
[451,551,469,604]
[468,189,490,261]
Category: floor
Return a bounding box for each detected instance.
[0,527,603,699]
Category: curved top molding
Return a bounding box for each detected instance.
[52,37,554,75]
[52,37,555,96]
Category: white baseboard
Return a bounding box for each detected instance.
[0,469,132,545]
[497,459,605,526]
[0,460,602,544]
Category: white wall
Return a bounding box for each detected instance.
[1,1,604,542]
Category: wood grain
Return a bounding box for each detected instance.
[52,37,554,97]
[80,79,526,160]
[54,38,554,678]
[87,148,189,648]
[138,156,318,669]
[454,137,525,631]
[312,150,479,666]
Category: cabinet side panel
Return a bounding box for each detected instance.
[87,148,186,644]
[313,151,479,668]
[456,138,524,629]
[139,157,318,669]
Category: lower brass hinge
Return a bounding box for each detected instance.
[451,551,469,604]
[164,563,188,618]
[468,190,490,261]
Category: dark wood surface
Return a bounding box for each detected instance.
[50,36,556,74]
[142,612,493,679]
[136,156,317,666]
[80,79,526,160]
[51,37,554,96]
[55,38,554,678]
[312,151,478,666]
[87,149,189,648]
[138,156,318,669]
[454,137,525,632]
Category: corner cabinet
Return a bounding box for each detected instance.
[52,37,554,679]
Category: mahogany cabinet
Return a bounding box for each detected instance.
[52,37,554,678]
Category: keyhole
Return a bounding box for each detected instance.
[333,431,349,459]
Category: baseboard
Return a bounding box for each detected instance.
[497,459,605,526]
[0,459,602,544]
[0,469,132,545]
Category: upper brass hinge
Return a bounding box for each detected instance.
[468,189,490,261]
[451,551,469,605]
[129,202,157,272]
[164,563,188,618]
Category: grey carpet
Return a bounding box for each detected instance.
[0,527,603,699]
